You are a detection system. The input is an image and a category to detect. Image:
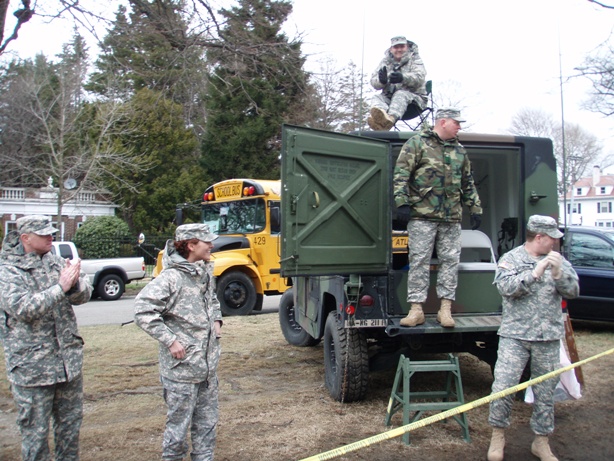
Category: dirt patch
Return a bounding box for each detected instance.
[1,315,613,461]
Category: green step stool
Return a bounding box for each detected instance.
[384,353,471,445]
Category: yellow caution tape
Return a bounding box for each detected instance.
[299,347,614,461]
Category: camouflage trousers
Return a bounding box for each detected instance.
[489,337,559,435]
[11,374,83,461]
[161,376,219,461]
[406,220,461,303]
[371,89,426,119]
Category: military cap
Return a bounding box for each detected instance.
[435,108,466,122]
[175,223,218,243]
[527,215,563,239]
[390,36,408,46]
[16,215,58,235]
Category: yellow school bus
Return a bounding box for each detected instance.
[155,179,288,315]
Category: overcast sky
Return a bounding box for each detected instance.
[287,0,614,154]
[6,0,614,169]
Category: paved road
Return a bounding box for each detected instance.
[74,294,282,326]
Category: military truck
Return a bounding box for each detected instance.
[278,125,559,402]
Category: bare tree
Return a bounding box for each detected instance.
[507,108,613,194]
[576,39,614,117]
[0,49,148,220]
[507,107,555,138]
[308,58,369,132]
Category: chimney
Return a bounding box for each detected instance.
[592,165,601,187]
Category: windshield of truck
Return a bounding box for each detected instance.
[202,198,266,235]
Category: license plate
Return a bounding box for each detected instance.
[344,319,387,328]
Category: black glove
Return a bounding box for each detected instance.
[470,214,482,230]
[388,71,403,84]
[378,66,388,85]
[395,205,411,227]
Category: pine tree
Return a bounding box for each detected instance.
[201,0,312,180]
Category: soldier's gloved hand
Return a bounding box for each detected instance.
[388,71,403,84]
[470,214,482,230]
[546,251,563,279]
[395,205,411,227]
[533,257,551,279]
[378,67,388,84]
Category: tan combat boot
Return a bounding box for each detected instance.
[370,107,396,131]
[367,115,381,131]
[436,298,455,328]
[487,428,505,461]
[531,435,558,461]
[400,303,425,327]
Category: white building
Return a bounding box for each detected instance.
[559,166,614,228]
[1,181,118,240]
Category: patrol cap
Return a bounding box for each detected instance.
[16,215,58,236]
[175,223,218,243]
[390,36,408,46]
[527,215,563,239]
[436,108,466,122]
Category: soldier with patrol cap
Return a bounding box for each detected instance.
[368,35,428,131]
[487,215,579,461]
[135,223,222,461]
[393,108,483,329]
[0,215,92,461]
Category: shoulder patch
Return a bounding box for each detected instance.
[497,261,513,270]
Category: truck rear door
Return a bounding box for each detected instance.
[280,125,390,276]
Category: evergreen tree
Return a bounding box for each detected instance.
[111,88,210,234]
[201,0,312,180]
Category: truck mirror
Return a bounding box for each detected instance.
[270,207,281,233]
[175,207,184,226]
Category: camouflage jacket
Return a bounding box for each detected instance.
[494,244,579,341]
[134,240,222,384]
[0,231,92,387]
[370,41,427,101]
[393,127,482,222]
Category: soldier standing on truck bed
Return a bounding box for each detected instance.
[368,35,428,131]
[393,108,483,328]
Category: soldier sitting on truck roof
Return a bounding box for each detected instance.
[367,35,428,131]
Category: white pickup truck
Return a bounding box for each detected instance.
[51,241,146,301]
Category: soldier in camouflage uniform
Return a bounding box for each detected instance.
[393,108,482,328]
[487,215,579,461]
[368,35,428,131]
[134,223,222,461]
[0,215,92,461]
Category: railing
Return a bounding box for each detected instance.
[1,188,25,200]
[1,187,111,204]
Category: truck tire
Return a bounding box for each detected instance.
[278,289,320,347]
[323,311,369,402]
[218,271,257,316]
[97,274,125,301]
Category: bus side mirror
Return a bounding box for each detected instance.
[270,207,281,233]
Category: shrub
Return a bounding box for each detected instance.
[73,216,132,258]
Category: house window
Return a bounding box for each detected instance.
[597,202,612,213]
[4,221,17,235]
[567,203,581,214]
[576,188,582,196]
[600,186,606,194]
